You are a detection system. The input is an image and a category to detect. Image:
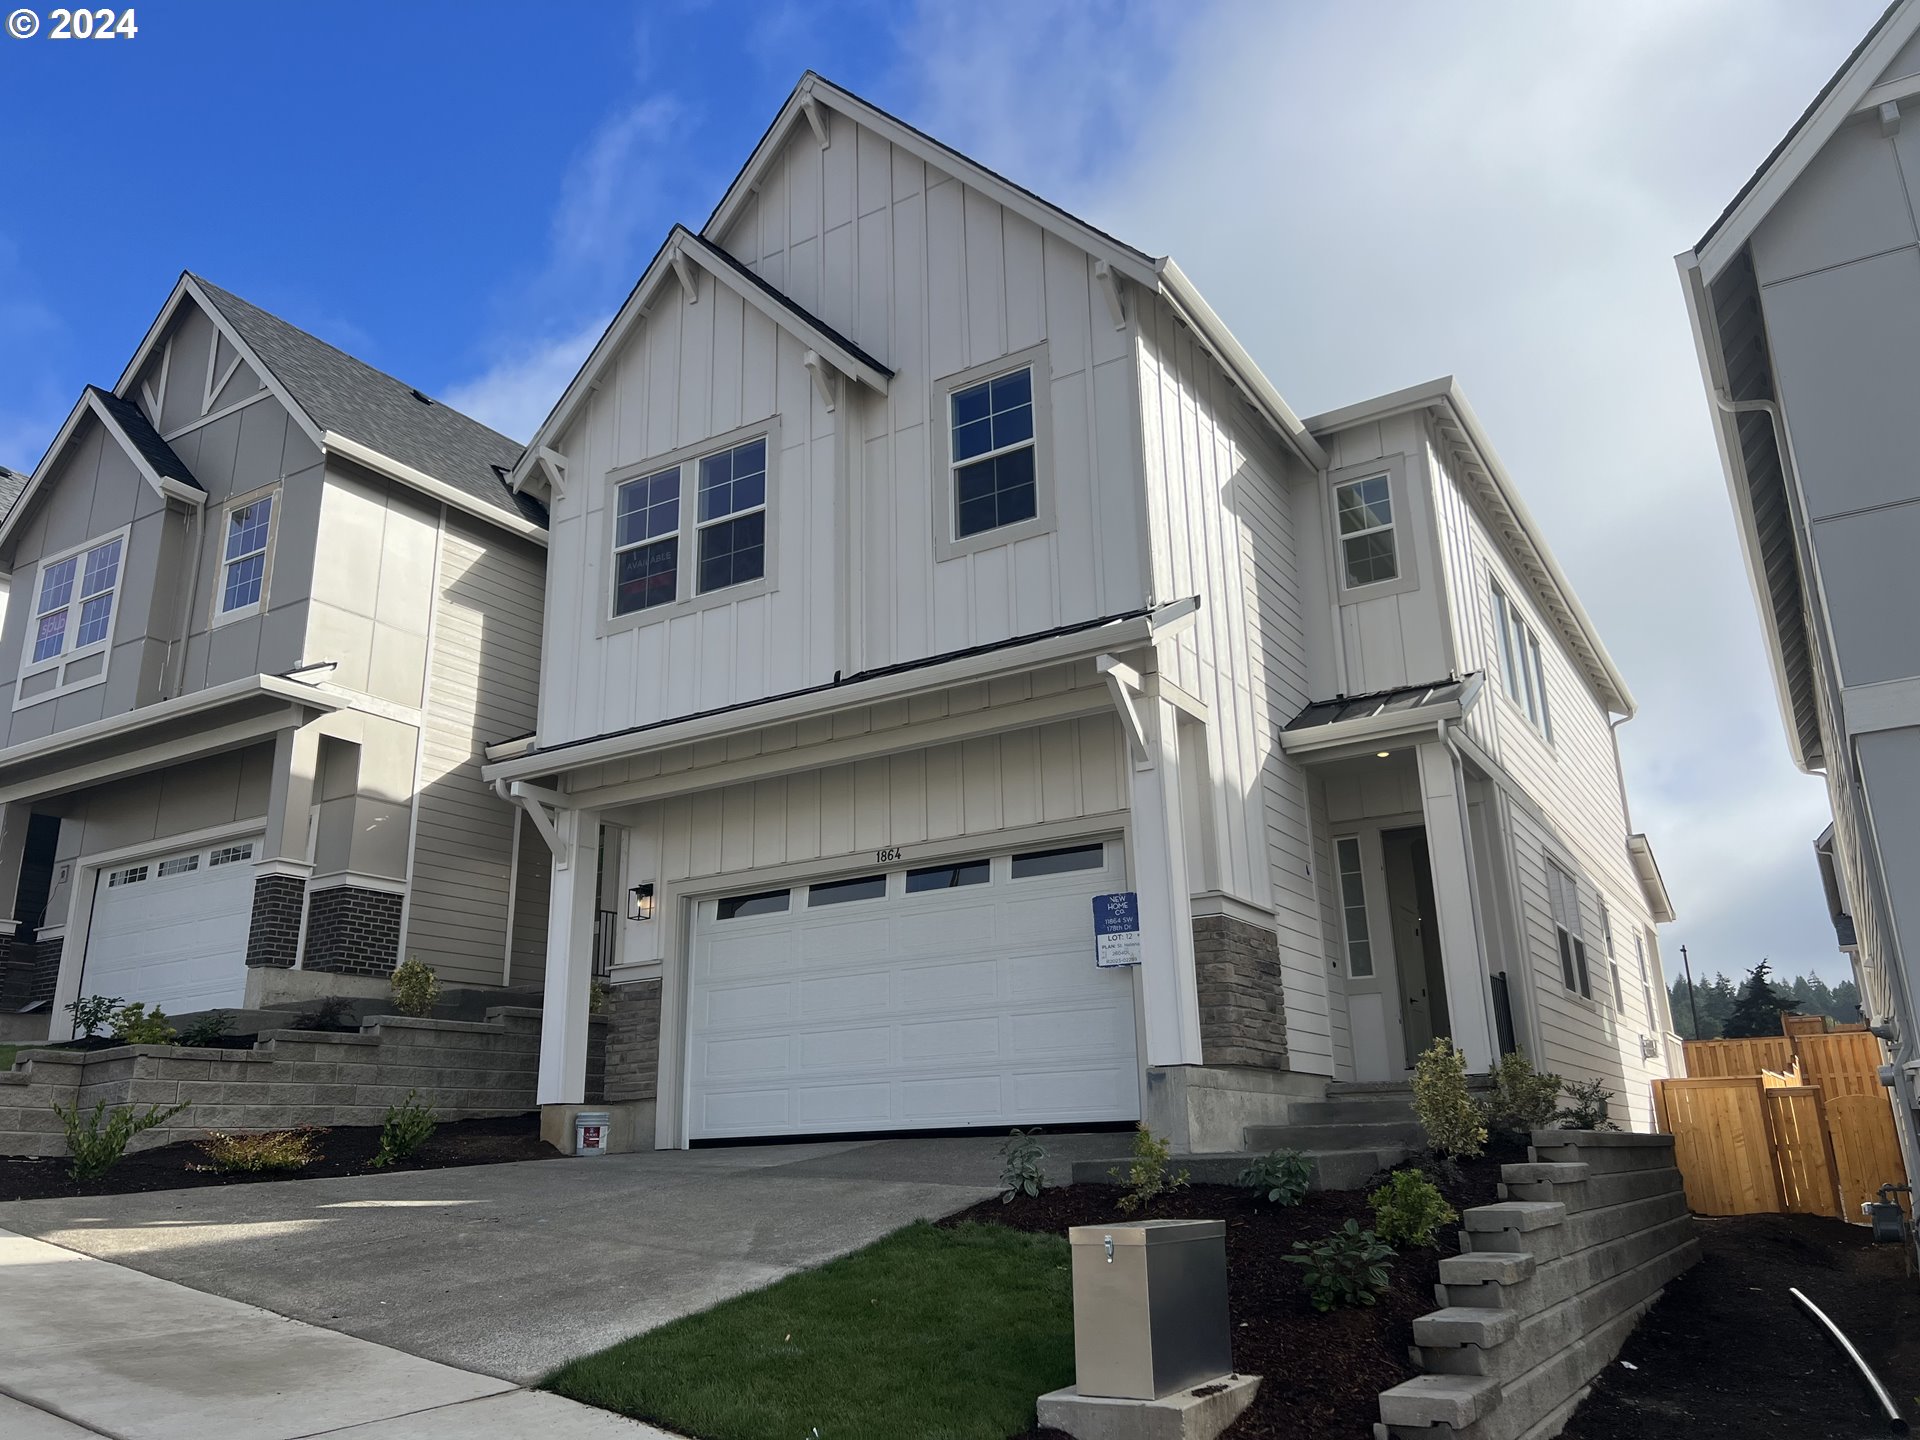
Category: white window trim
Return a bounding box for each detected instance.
[598,416,781,638]
[1333,834,1375,977]
[1546,859,1592,1000]
[932,342,1057,562]
[1493,583,1553,741]
[1328,455,1419,600]
[211,483,281,628]
[14,524,132,711]
[1601,899,1626,1014]
[692,438,770,600]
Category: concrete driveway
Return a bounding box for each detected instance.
[0,1132,1123,1383]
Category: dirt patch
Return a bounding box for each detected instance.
[950,1147,1516,1440]
[1561,1212,1920,1440]
[0,1112,559,1201]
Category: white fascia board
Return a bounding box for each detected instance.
[483,734,539,763]
[483,611,1159,786]
[1155,259,1329,471]
[1675,251,1815,771]
[1279,701,1467,757]
[1697,0,1920,281]
[84,391,205,506]
[323,432,547,546]
[678,233,891,393]
[0,674,341,795]
[1628,833,1677,924]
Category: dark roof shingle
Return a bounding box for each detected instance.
[87,387,202,491]
[188,276,542,528]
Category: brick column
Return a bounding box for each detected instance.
[301,885,405,977]
[1193,914,1290,1068]
[603,979,663,1102]
[245,875,307,969]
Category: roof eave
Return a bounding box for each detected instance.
[1628,832,1677,924]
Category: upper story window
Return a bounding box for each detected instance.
[951,367,1036,539]
[1493,584,1552,739]
[608,427,774,625]
[19,530,127,708]
[217,491,275,621]
[1334,474,1398,587]
[1547,860,1591,999]
[1601,900,1625,1014]
[1636,930,1662,1029]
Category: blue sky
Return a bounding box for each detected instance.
[0,0,1896,984]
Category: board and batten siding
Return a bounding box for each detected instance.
[405,513,546,988]
[1425,428,1668,1121]
[535,111,1153,754]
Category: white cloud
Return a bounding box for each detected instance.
[442,320,605,444]
[891,0,1884,980]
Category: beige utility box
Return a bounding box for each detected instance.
[1067,1218,1232,1400]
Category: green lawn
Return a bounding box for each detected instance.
[0,1045,15,1072]
[544,1221,1073,1440]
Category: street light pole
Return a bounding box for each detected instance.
[1680,943,1701,1038]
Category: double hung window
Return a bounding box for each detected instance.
[612,436,769,618]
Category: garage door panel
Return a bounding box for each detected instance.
[81,835,260,1013]
[689,839,1140,1140]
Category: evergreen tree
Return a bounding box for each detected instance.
[1833,977,1862,1023]
[1723,960,1797,1038]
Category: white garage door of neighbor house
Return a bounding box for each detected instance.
[79,836,262,1013]
[687,840,1141,1140]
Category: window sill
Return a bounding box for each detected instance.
[935,512,1056,564]
[212,601,266,630]
[598,574,777,639]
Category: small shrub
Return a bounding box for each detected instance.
[999,1128,1045,1203]
[179,1011,235,1048]
[65,994,123,1039]
[389,957,440,1017]
[1559,1078,1621,1131]
[1238,1148,1313,1206]
[196,1127,325,1174]
[1413,1037,1486,1159]
[292,995,358,1031]
[109,1002,177,1046]
[1111,1124,1190,1214]
[1368,1168,1457,1248]
[589,979,615,1016]
[54,1098,189,1182]
[1479,1049,1562,1142]
[1286,1220,1396,1311]
[370,1090,436,1168]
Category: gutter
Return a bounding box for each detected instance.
[1279,675,1485,758]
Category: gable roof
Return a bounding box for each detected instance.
[514,72,1329,485]
[1693,0,1918,281]
[87,387,202,493]
[1304,376,1635,717]
[183,276,542,529]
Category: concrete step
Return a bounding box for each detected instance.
[1280,1096,1421,1126]
[1328,1075,1493,1096]
[1068,1146,1409,1193]
[1243,1119,1427,1151]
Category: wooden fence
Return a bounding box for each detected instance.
[1658,1025,1907,1224]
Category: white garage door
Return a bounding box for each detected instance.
[79,836,261,1013]
[687,839,1141,1140]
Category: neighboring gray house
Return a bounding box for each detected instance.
[484,74,1678,1151]
[0,275,550,1038]
[1679,2,1920,1184]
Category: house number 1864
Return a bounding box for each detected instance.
[875,846,903,864]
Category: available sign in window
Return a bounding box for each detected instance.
[1093,892,1142,968]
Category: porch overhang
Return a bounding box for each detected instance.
[1279,674,1485,763]
[483,602,1197,798]
[1627,832,1676,925]
[0,675,341,806]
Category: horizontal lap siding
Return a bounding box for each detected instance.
[407,517,545,987]
[1428,430,1668,1123]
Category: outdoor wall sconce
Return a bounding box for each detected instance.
[628,882,656,921]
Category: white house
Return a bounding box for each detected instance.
[1678,0,1920,1187]
[484,74,1678,1151]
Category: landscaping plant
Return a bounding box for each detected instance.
[196,1127,325,1174]
[179,1011,235,1048]
[1558,1078,1620,1131]
[108,1002,177,1045]
[1367,1168,1457,1248]
[1412,1037,1486,1158]
[389,957,440,1017]
[1111,1123,1189,1214]
[1478,1049,1562,1142]
[1238,1148,1313,1206]
[370,1090,437,1168]
[1285,1220,1396,1311]
[53,1098,189,1182]
[998,1128,1045,1203]
[65,993,122,1039]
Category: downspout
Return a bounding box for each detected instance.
[1716,389,1920,1182]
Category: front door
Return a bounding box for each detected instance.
[1381,826,1450,1068]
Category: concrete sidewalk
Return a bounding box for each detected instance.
[0,1227,672,1438]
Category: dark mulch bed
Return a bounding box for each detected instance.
[947,1145,1518,1440]
[1561,1212,1920,1440]
[0,1111,559,1201]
